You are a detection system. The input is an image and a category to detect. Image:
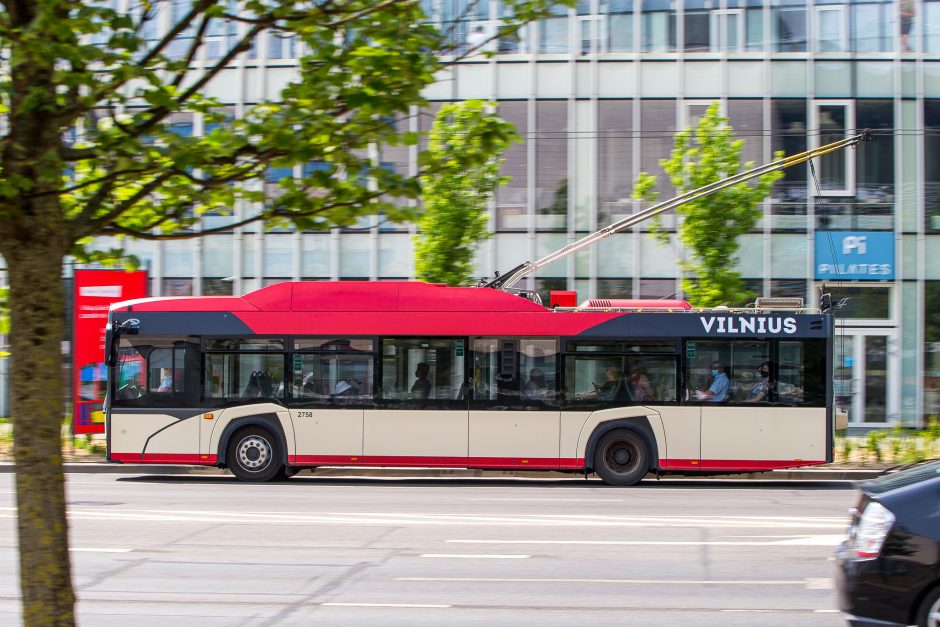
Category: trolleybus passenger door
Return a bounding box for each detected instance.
[289,341,370,465]
[469,338,561,469]
[691,340,761,470]
[364,338,469,466]
[759,339,831,464]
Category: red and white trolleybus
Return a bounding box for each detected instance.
[105,130,871,484]
[105,281,834,485]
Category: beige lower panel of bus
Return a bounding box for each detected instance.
[655,406,702,463]
[205,405,295,460]
[562,407,687,464]
[469,411,560,460]
[292,408,363,458]
[112,411,201,457]
[363,410,467,459]
[700,405,826,461]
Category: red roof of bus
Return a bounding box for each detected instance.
[112,281,549,313]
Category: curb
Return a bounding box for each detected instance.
[0,462,886,481]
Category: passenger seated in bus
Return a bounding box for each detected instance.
[411,362,431,400]
[695,361,729,402]
[243,371,275,397]
[744,361,774,403]
[580,366,625,400]
[158,368,173,392]
[523,368,548,400]
[332,379,357,397]
[629,366,654,402]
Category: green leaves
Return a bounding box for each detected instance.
[414,101,519,286]
[632,101,783,307]
[0,287,8,357]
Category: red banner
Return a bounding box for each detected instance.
[73,269,148,434]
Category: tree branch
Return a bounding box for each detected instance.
[74,170,178,240]
[171,13,213,89]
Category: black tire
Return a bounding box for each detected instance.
[273,466,300,481]
[593,429,650,486]
[917,584,940,627]
[227,427,282,482]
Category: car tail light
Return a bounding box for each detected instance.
[849,501,895,559]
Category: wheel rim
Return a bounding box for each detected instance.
[928,596,940,627]
[603,438,640,476]
[236,435,271,472]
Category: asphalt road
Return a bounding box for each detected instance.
[0,473,858,626]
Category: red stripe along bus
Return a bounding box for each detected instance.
[105,280,834,485]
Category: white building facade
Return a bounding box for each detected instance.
[3,0,940,427]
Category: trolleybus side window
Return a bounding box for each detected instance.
[203,338,285,402]
[686,341,770,403]
[380,338,466,406]
[520,338,558,402]
[292,338,375,406]
[471,338,502,402]
[113,337,200,407]
[778,340,826,405]
[565,348,677,405]
[471,337,560,405]
[683,339,825,406]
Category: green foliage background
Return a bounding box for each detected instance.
[414,101,518,286]
[632,102,782,307]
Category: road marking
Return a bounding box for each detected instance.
[805,578,834,589]
[446,536,843,547]
[814,609,839,613]
[769,535,845,546]
[466,498,621,503]
[321,603,451,608]
[396,577,806,585]
[0,506,849,530]
[420,554,530,559]
[69,548,132,553]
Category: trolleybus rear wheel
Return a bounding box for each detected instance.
[227,427,282,482]
[594,430,649,486]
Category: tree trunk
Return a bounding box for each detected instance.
[6,240,74,626]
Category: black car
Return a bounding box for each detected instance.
[835,459,940,627]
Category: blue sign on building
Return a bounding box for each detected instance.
[815,231,895,280]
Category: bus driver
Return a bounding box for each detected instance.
[695,361,729,402]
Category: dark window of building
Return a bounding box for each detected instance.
[536,101,568,231]
[497,101,528,231]
[926,100,940,232]
[924,282,940,419]
[826,286,891,319]
[598,100,634,227]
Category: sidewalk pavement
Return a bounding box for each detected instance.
[0,461,887,481]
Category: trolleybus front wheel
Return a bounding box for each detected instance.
[594,429,649,486]
[227,427,282,482]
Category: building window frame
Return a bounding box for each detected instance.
[810,99,856,198]
[814,5,849,52]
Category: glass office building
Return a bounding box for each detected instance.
[2,0,940,428]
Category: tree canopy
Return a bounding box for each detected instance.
[414,100,518,286]
[632,101,782,307]
[0,1,568,624]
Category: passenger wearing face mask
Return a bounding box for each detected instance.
[747,361,774,403]
[695,361,730,402]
